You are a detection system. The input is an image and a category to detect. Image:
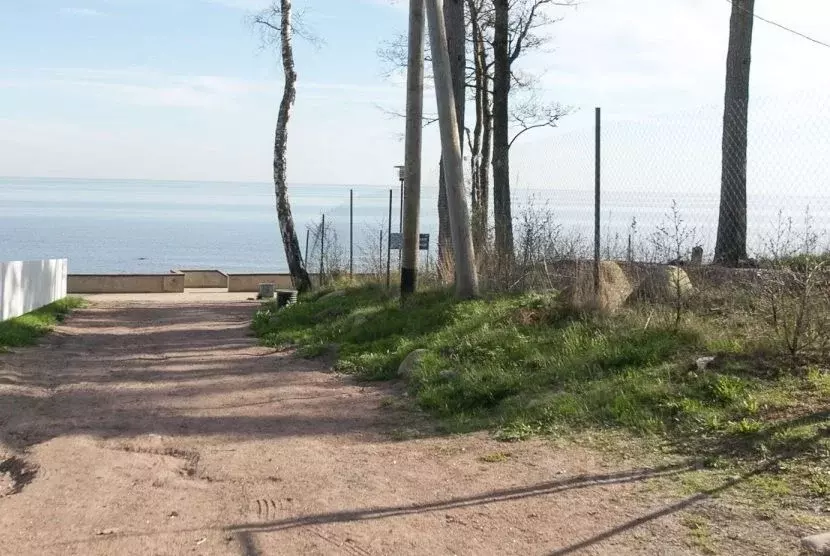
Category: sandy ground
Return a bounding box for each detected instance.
[0,295,800,555]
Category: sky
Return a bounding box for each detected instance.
[0,0,829,187]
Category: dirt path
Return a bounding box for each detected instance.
[0,297,782,555]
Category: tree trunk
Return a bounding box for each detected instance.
[480,47,492,256]
[274,0,312,292]
[715,0,754,266]
[469,0,485,254]
[426,0,478,299]
[492,0,513,262]
[438,161,451,276]
[437,0,465,276]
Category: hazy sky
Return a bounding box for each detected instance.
[1,0,828,186]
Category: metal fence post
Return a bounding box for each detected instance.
[386,189,393,288]
[349,189,354,277]
[320,214,325,287]
[594,107,602,296]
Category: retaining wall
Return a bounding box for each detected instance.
[1,259,68,321]
[174,269,229,289]
[227,273,297,292]
[68,273,185,294]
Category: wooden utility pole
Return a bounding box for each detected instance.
[715,0,755,265]
[401,0,426,297]
[425,0,478,299]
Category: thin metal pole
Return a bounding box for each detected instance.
[349,189,354,277]
[305,228,310,264]
[594,107,601,296]
[401,0,425,298]
[386,189,393,289]
[320,214,326,287]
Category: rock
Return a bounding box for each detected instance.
[635,265,695,302]
[562,261,633,314]
[696,356,717,371]
[398,349,428,380]
[438,370,459,381]
[318,290,346,302]
[802,532,830,555]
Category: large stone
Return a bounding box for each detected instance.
[634,265,695,302]
[317,289,346,302]
[398,349,429,380]
[562,261,633,314]
[802,532,830,555]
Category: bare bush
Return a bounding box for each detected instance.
[759,209,830,363]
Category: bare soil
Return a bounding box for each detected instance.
[0,296,807,555]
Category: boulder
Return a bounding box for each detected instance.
[398,349,429,380]
[695,356,718,371]
[317,290,346,302]
[562,261,633,314]
[634,265,694,303]
[802,532,830,555]
[438,370,459,381]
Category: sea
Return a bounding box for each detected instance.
[2,177,828,273]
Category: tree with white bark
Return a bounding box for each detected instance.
[253,1,313,292]
[379,0,570,259]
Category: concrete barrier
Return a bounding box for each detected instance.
[227,273,296,292]
[68,272,185,294]
[1,259,68,321]
[174,269,229,289]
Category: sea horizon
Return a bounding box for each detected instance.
[2,176,828,274]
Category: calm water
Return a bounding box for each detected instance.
[1,177,828,273]
[0,177,407,273]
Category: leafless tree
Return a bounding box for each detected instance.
[492,0,572,262]
[378,0,570,260]
[253,1,313,292]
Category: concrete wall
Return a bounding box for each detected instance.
[1,259,68,322]
[227,273,297,292]
[174,269,229,289]
[68,273,185,294]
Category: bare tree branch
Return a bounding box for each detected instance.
[376,104,440,127]
[508,96,570,148]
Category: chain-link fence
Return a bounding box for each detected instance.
[295,94,830,305]
[507,94,830,270]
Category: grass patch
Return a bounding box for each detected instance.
[479,451,512,463]
[680,514,718,555]
[255,284,830,502]
[0,297,85,351]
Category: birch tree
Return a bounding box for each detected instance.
[254,1,313,292]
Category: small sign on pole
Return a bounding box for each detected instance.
[419,233,430,251]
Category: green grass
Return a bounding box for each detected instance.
[254,284,830,499]
[0,297,85,351]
